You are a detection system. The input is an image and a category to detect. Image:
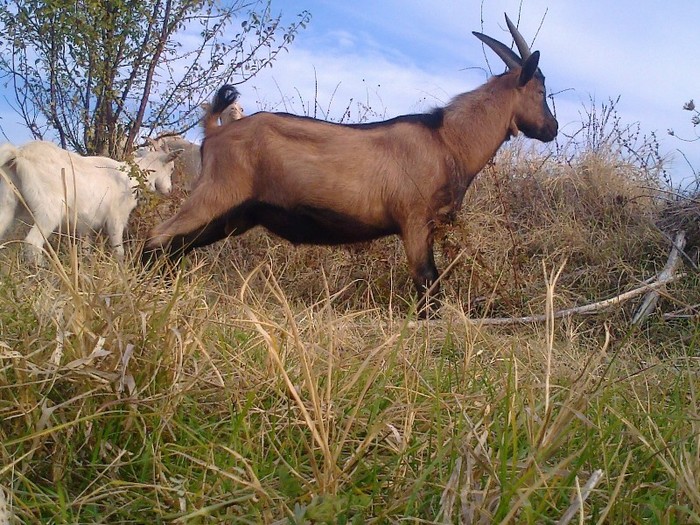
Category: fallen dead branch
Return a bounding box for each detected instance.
[472,274,685,326]
[632,230,687,325]
[662,303,700,320]
[556,469,605,525]
[438,230,689,327]
[407,273,686,329]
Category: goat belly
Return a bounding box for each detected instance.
[251,202,397,245]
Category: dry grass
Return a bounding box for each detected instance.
[1,138,699,523]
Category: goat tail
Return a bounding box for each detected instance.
[203,84,240,135]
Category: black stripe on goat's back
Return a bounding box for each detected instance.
[349,108,445,130]
[232,108,445,131]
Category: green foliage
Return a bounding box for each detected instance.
[0,0,310,157]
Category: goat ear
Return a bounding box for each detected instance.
[519,50,540,86]
[166,148,184,162]
[146,137,169,153]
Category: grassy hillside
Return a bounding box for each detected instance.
[1,136,699,523]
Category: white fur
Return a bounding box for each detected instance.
[220,100,244,124]
[144,135,201,190]
[0,140,179,264]
[145,100,245,189]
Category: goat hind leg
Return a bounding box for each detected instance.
[23,203,65,266]
[142,204,254,266]
[168,212,254,256]
[402,226,441,319]
[0,178,18,242]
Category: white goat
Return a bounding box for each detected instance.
[146,96,245,189]
[145,135,201,190]
[219,98,245,124]
[0,140,180,264]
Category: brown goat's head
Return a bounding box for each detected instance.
[473,14,558,142]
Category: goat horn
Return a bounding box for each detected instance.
[472,31,522,70]
[504,13,532,59]
[165,149,183,162]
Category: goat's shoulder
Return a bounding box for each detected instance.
[78,154,124,172]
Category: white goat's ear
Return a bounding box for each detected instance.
[166,148,184,162]
[145,137,169,153]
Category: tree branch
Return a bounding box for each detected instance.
[632,230,687,325]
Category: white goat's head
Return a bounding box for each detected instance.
[133,148,182,194]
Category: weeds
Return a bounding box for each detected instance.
[1,96,699,523]
[1,231,698,523]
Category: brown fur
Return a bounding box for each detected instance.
[143,44,558,317]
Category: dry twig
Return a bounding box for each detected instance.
[556,469,604,525]
[632,230,686,325]
[470,274,683,326]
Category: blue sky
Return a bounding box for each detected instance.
[1,1,699,187]
[245,1,700,187]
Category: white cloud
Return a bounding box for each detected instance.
[238,0,700,186]
[247,44,473,121]
[2,1,698,186]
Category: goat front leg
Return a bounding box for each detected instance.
[402,224,441,319]
[106,217,127,260]
[23,223,50,267]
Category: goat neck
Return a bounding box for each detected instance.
[439,72,520,179]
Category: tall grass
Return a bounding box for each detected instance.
[1,214,698,523]
[1,94,699,522]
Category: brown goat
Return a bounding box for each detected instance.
[142,14,558,317]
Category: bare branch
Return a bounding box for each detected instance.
[632,230,687,325]
[0,0,310,155]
